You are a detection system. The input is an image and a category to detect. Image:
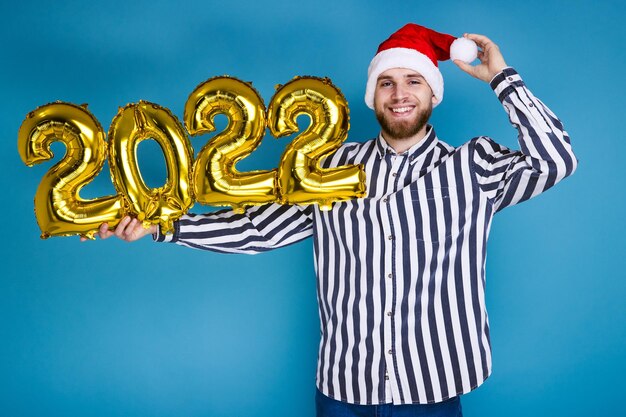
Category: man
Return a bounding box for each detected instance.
[91,24,576,416]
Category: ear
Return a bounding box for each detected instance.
[431,94,437,106]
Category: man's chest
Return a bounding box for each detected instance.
[316,144,487,244]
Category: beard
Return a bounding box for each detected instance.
[375,102,432,142]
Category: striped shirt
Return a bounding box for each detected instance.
[155,68,577,405]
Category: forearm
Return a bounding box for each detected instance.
[491,67,577,184]
[153,203,313,254]
[471,68,577,210]
[457,34,576,182]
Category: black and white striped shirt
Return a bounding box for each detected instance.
[156,68,577,405]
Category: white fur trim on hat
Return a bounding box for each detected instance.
[364,47,444,110]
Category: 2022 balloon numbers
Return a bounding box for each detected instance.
[18,76,367,239]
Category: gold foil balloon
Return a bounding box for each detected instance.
[267,77,366,210]
[184,76,277,212]
[17,102,126,239]
[19,77,368,239]
[108,101,194,234]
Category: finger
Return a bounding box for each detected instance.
[100,230,115,240]
[464,33,495,49]
[114,216,131,238]
[125,218,139,240]
[98,222,111,239]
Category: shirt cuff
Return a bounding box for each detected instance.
[152,220,179,243]
[489,67,524,102]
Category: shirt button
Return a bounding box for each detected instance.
[508,76,513,81]
[388,235,393,240]
[382,198,388,203]
[529,103,534,107]
[388,274,392,279]
[388,349,393,355]
[387,311,392,316]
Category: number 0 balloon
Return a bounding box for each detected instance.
[108,101,194,234]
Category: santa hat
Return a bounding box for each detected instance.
[365,23,477,109]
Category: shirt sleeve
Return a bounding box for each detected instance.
[471,67,577,212]
[153,203,314,254]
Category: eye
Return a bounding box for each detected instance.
[408,79,422,85]
[379,80,393,88]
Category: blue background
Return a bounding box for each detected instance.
[2,0,624,416]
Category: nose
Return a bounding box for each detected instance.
[391,84,408,101]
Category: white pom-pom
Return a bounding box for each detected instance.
[450,37,478,63]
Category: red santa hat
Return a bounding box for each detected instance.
[365,23,477,109]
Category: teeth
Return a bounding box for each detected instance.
[392,107,413,113]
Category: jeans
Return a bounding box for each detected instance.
[315,390,463,417]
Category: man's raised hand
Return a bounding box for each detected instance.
[454,33,508,83]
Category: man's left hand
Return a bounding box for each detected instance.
[454,33,508,83]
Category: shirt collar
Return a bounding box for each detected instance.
[375,125,438,164]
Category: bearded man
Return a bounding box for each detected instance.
[92,24,577,417]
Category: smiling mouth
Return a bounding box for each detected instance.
[390,106,415,115]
